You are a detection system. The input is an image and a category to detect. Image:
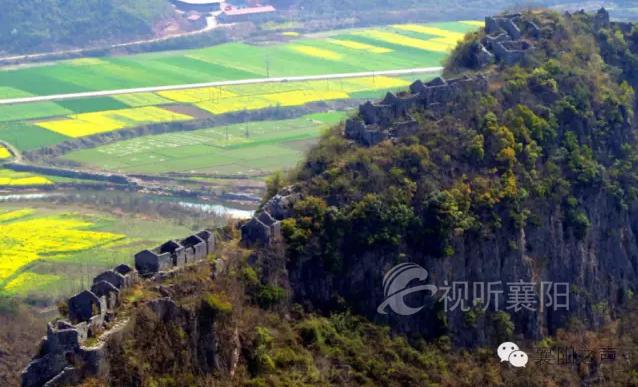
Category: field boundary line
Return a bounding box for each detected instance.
[0,67,443,106]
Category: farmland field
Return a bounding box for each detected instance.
[0,122,70,151]
[0,22,479,98]
[63,112,347,176]
[4,73,424,142]
[170,75,415,115]
[36,106,194,138]
[0,21,480,182]
[0,205,193,300]
[0,21,482,152]
[0,21,481,303]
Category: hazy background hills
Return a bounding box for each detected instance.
[1,0,636,55]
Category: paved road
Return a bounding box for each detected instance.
[0,67,443,105]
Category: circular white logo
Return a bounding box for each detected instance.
[497,342,528,367]
[377,263,438,316]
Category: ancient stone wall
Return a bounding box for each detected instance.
[240,186,301,247]
[482,13,536,66]
[343,74,488,147]
[133,230,215,277]
[22,229,218,387]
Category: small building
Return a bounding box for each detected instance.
[68,290,103,324]
[93,270,126,290]
[180,234,207,262]
[135,249,173,276]
[159,240,187,267]
[90,281,120,310]
[171,0,223,12]
[218,5,276,23]
[241,211,281,247]
[197,230,215,255]
[113,264,138,286]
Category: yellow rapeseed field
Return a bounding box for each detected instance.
[0,176,53,186]
[355,30,452,53]
[0,211,125,284]
[264,90,350,106]
[332,76,410,91]
[196,96,274,115]
[0,145,11,159]
[37,117,122,138]
[0,169,53,186]
[37,106,193,138]
[327,39,392,54]
[112,106,190,123]
[282,31,300,37]
[290,45,343,60]
[159,87,236,103]
[193,76,409,115]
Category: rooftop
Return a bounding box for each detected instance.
[223,5,276,16]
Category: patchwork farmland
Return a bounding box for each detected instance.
[0,21,481,189]
[0,22,477,97]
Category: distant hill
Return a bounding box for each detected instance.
[271,0,638,23]
[0,0,173,55]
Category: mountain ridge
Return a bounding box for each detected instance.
[245,7,638,346]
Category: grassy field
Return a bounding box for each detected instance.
[63,112,347,176]
[0,205,193,300]
[0,122,70,151]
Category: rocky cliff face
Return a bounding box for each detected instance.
[104,295,240,386]
[287,192,638,346]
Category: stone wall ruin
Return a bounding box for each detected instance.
[343,74,488,147]
[22,229,217,387]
